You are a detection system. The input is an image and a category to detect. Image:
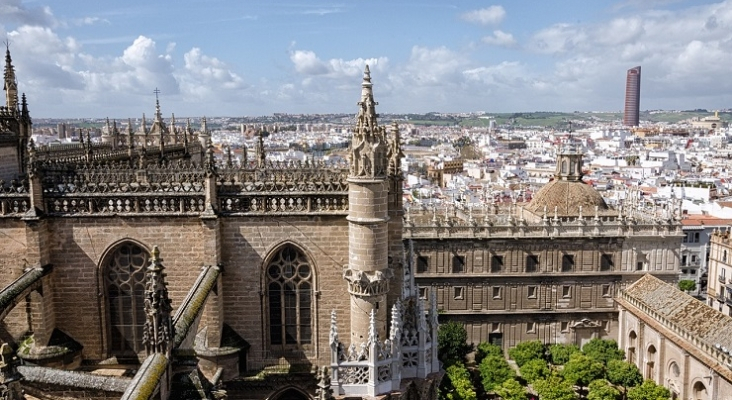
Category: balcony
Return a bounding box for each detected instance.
[719,275,727,284]
[717,292,726,303]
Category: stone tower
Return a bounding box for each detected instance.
[555,137,584,181]
[343,65,392,343]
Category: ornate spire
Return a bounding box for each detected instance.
[242,143,248,167]
[255,129,266,168]
[142,246,175,356]
[126,118,134,150]
[4,43,18,110]
[20,93,28,121]
[387,121,403,178]
[349,65,387,179]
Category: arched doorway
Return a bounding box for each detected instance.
[692,381,708,400]
[104,242,149,358]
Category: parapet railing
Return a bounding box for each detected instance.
[0,179,30,216]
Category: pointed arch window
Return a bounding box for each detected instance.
[267,244,313,347]
[105,243,149,355]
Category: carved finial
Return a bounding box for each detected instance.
[242,144,248,167]
[255,129,266,168]
[390,300,402,342]
[368,308,378,344]
[142,245,174,356]
[226,145,233,168]
[329,310,339,348]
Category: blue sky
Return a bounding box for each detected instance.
[1,0,731,117]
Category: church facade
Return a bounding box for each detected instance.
[0,49,439,399]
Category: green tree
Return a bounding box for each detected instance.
[678,280,696,292]
[494,378,526,400]
[442,363,477,400]
[549,343,580,365]
[508,340,546,367]
[438,321,473,366]
[562,353,605,392]
[606,360,642,399]
[478,355,515,393]
[533,374,577,400]
[475,341,503,364]
[582,338,625,364]
[520,358,549,383]
[627,380,671,400]
[588,379,621,400]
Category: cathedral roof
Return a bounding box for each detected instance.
[622,274,732,355]
[525,178,609,217]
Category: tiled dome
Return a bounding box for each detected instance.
[526,179,609,217]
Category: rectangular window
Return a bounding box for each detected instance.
[691,255,697,263]
[417,256,429,273]
[453,286,464,300]
[452,255,465,273]
[600,254,613,271]
[682,255,687,266]
[636,262,644,271]
[602,284,611,297]
[491,322,500,333]
[526,322,536,333]
[526,255,539,273]
[694,232,700,242]
[683,233,688,243]
[528,286,537,299]
[560,321,569,332]
[562,285,572,298]
[491,255,504,273]
[562,255,575,272]
[492,286,502,299]
[419,287,428,299]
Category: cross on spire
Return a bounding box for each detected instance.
[153,87,161,99]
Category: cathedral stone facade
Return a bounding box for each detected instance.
[0,50,438,400]
[408,140,683,351]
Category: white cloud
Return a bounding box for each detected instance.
[461,6,506,26]
[481,30,517,47]
[0,0,55,27]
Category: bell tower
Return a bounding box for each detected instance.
[343,65,391,342]
[555,137,584,182]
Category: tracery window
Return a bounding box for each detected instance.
[105,242,149,355]
[267,244,313,348]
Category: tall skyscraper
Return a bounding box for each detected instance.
[624,66,641,127]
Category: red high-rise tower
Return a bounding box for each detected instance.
[624,66,641,127]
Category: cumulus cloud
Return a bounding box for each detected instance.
[0,0,55,27]
[482,30,517,47]
[461,6,506,26]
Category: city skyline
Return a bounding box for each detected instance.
[1,0,732,118]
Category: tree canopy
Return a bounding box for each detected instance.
[582,338,625,364]
[548,343,580,365]
[494,378,526,400]
[606,359,643,394]
[438,321,473,366]
[478,354,515,393]
[588,379,621,400]
[441,363,477,400]
[508,340,545,367]
[562,353,605,390]
[678,279,696,292]
[627,379,671,400]
[534,374,578,400]
[520,358,549,383]
[475,341,503,364]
